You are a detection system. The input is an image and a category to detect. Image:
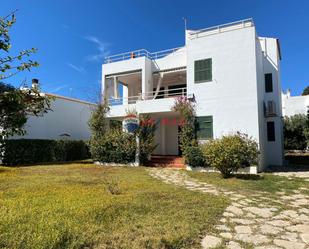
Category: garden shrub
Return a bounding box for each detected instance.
[201,133,258,178]
[184,146,205,167]
[1,139,90,165]
[89,129,136,164]
[284,114,309,150]
[138,114,157,165]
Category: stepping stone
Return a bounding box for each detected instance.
[281,210,298,218]
[260,224,283,235]
[201,235,221,249]
[226,206,243,215]
[300,233,309,243]
[234,234,270,245]
[299,208,309,214]
[244,207,273,218]
[274,239,305,249]
[219,232,232,239]
[267,220,290,227]
[280,232,299,242]
[226,241,242,249]
[223,212,235,217]
[235,225,252,234]
[255,246,282,249]
[231,218,255,225]
[286,224,309,233]
[215,224,231,231]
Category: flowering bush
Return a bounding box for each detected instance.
[172,97,197,158]
[201,132,259,178]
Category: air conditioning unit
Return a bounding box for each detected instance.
[265,101,276,117]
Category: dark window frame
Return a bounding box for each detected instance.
[194,58,212,83]
[265,73,273,93]
[267,121,275,141]
[195,116,213,139]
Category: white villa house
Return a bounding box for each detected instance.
[102,19,284,171]
[282,89,309,116]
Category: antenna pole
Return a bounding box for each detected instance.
[182,17,187,45]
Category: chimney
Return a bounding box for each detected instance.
[31,78,39,90]
[287,88,291,98]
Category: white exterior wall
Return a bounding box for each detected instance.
[187,26,260,141]
[258,38,284,168]
[13,96,95,140]
[282,92,309,116]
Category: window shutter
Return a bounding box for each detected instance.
[196,116,213,139]
[194,58,212,83]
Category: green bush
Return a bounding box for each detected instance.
[201,133,258,178]
[284,114,309,150]
[138,115,157,165]
[184,146,205,167]
[89,129,136,164]
[1,139,90,165]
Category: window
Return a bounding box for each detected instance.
[195,58,212,83]
[265,73,273,93]
[196,116,213,139]
[267,121,275,141]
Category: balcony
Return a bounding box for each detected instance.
[108,86,187,117]
[109,86,187,105]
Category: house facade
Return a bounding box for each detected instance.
[13,80,95,140]
[282,89,309,116]
[102,19,283,171]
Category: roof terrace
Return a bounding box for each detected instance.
[104,18,254,64]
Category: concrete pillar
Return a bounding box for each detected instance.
[123,83,128,105]
[161,121,166,155]
[113,76,119,99]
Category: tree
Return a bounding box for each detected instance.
[88,102,110,138]
[172,96,197,154]
[283,114,309,150]
[0,11,51,140]
[302,86,309,96]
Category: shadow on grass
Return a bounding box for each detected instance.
[231,174,263,181]
[1,159,93,168]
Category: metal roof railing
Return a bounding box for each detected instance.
[187,18,254,40]
[105,46,184,63]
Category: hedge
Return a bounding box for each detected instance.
[1,139,90,165]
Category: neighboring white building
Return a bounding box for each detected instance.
[13,80,96,140]
[282,89,309,116]
[102,18,284,171]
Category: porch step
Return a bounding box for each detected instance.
[148,155,185,169]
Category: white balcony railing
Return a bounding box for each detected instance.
[105,46,184,63]
[109,86,187,106]
[187,18,254,40]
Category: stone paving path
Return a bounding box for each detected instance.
[148,168,309,249]
[273,171,309,182]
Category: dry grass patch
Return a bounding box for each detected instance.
[0,164,228,249]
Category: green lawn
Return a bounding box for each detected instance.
[187,171,309,195]
[0,164,228,249]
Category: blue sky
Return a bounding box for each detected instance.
[2,0,309,102]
